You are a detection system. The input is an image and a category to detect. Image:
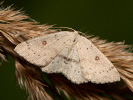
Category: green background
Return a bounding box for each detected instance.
[0,0,133,100]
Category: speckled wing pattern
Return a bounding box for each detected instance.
[77,36,120,84]
[14,31,76,66]
[14,31,120,84]
[42,43,88,84]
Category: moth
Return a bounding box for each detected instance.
[14,31,120,84]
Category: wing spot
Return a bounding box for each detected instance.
[64,61,68,64]
[95,56,100,61]
[111,66,114,69]
[26,41,29,46]
[27,44,29,46]
[26,42,30,49]
[42,41,47,46]
[73,39,76,42]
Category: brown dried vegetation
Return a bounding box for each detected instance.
[0,5,133,100]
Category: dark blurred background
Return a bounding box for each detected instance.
[0,0,133,100]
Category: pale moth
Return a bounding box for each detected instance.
[14,31,120,84]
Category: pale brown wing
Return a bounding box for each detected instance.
[14,31,77,66]
[77,36,120,84]
[42,44,88,84]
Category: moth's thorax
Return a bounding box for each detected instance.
[71,31,80,41]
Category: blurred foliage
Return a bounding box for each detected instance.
[0,0,133,100]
